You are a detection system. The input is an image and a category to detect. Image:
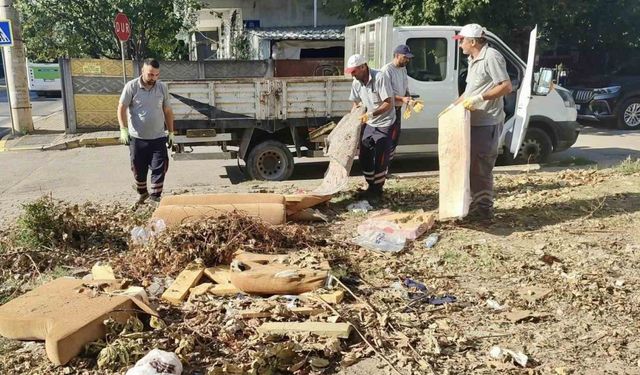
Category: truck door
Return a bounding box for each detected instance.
[509,26,537,156]
[395,29,458,152]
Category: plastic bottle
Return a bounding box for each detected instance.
[423,233,439,249]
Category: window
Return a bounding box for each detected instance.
[406,38,448,82]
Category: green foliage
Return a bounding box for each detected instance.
[14,196,63,250]
[15,0,202,61]
[323,0,640,62]
[615,157,640,176]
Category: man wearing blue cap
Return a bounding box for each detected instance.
[382,45,413,162]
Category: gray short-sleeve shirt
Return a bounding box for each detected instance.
[349,68,396,128]
[119,77,171,139]
[463,45,510,126]
[381,63,409,107]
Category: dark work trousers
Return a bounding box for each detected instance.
[470,123,503,212]
[389,107,402,161]
[129,136,169,198]
[359,123,392,192]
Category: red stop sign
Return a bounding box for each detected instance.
[114,13,131,41]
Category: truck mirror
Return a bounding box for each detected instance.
[533,68,553,96]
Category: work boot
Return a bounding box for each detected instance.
[137,192,149,204]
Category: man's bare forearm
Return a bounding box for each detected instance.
[117,104,128,129]
[164,107,174,132]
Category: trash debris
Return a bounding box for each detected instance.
[486,299,505,310]
[91,262,116,280]
[257,322,352,339]
[353,227,406,252]
[360,209,436,240]
[125,349,183,375]
[347,200,373,213]
[130,218,166,245]
[504,309,550,323]
[423,233,439,248]
[488,346,528,367]
[518,286,552,303]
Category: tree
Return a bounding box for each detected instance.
[15,0,201,62]
[323,0,640,72]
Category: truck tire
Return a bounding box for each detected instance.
[515,127,553,164]
[617,98,640,130]
[245,140,294,181]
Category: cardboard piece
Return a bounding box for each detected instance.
[159,193,285,207]
[152,203,286,227]
[257,322,352,339]
[359,210,437,240]
[203,266,232,285]
[284,194,331,215]
[91,262,116,280]
[161,264,205,305]
[438,104,471,220]
[301,290,345,304]
[229,252,330,296]
[0,278,157,365]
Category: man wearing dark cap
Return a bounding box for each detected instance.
[382,44,413,162]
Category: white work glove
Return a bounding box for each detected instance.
[359,111,373,124]
[167,131,175,149]
[119,127,130,145]
[462,94,484,111]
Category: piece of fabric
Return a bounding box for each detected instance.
[381,62,410,105]
[130,137,169,198]
[470,122,503,212]
[359,123,392,190]
[119,76,170,140]
[463,45,510,126]
[349,69,396,128]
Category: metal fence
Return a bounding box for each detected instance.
[60,59,271,133]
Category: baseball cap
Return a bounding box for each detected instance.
[453,24,486,40]
[345,54,367,73]
[393,44,414,58]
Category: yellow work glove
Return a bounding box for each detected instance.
[462,94,484,111]
[410,99,424,113]
[119,127,130,145]
[358,112,373,124]
[167,131,175,149]
[403,106,412,120]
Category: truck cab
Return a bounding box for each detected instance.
[345,17,580,163]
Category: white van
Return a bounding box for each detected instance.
[344,16,580,163]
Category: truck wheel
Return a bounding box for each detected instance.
[245,140,294,181]
[617,98,640,130]
[515,127,553,164]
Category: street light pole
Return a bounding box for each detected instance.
[0,0,33,134]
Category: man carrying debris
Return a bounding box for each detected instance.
[381,44,413,161]
[117,59,175,204]
[346,54,395,201]
[451,24,512,220]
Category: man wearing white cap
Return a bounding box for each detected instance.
[451,23,512,220]
[345,53,395,201]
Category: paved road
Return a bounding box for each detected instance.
[0,91,63,137]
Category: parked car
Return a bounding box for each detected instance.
[568,59,640,130]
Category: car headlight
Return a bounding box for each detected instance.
[593,86,621,95]
[556,88,576,108]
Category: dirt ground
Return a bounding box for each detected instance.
[1,163,640,374]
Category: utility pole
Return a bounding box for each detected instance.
[0,0,33,134]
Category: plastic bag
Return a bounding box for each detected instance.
[125,349,182,375]
[353,221,407,253]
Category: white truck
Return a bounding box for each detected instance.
[170,16,580,181]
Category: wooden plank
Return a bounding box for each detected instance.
[161,264,205,305]
[438,103,471,220]
[238,307,325,319]
[302,290,344,304]
[91,263,115,280]
[203,266,232,284]
[209,283,243,296]
[257,322,352,338]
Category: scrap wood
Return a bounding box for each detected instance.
[209,283,243,296]
[238,307,325,319]
[301,290,344,304]
[309,121,337,141]
[257,322,352,339]
[204,266,232,284]
[161,263,205,305]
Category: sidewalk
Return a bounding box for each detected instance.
[0,110,120,152]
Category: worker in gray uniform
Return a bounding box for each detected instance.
[117,58,175,204]
[381,44,413,161]
[451,24,512,220]
[345,54,395,201]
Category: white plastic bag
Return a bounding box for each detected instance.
[125,349,183,375]
[353,221,407,253]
